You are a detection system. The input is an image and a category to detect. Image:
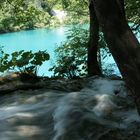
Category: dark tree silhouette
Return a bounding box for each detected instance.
[92,0,140,114]
[87,0,102,76]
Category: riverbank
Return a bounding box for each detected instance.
[0,11,88,34]
[0,18,88,34]
[0,18,63,34]
[0,73,85,94]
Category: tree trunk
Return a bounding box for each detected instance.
[92,0,140,114]
[87,0,102,76]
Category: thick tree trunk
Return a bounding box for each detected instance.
[87,0,102,76]
[92,0,140,114]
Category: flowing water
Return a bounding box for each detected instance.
[0,26,140,139]
[0,77,139,140]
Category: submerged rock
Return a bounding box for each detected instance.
[0,76,139,140]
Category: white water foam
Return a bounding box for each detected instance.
[53,77,139,140]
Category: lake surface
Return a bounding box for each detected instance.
[0,26,139,76]
[0,26,67,76]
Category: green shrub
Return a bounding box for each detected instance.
[49,26,116,79]
[0,48,50,76]
[49,26,89,79]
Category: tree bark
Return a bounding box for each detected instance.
[87,0,102,76]
[92,0,140,114]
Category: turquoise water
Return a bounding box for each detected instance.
[0,25,139,77]
[0,26,67,76]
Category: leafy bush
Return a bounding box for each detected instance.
[49,26,88,79]
[0,48,50,75]
[49,26,117,79]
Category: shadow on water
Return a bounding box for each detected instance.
[0,89,65,140]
